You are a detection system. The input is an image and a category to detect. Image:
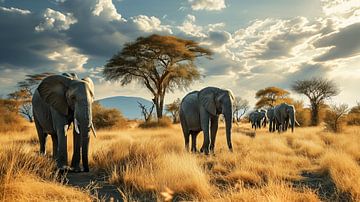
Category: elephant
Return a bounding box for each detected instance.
[273,103,300,133]
[267,107,278,132]
[32,73,96,172]
[179,87,234,154]
[249,110,267,130]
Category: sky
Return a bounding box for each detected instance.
[0,0,359,108]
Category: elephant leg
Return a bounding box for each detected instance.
[209,116,219,153]
[71,128,81,172]
[56,127,68,169]
[34,119,47,155]
[181,124,190,151]
[190,131,198,153]
[200,113,210,155]
[81,134,90,172]
[51,134,58,159]
[269,120,272,132]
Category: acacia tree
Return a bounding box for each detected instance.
[255,86,292,108]
[166,98,181,123]
[233,97,250,122]
[8,72,53,122]
[292,78,339,126]
[103,35,212,119]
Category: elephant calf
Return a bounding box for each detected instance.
[179,87,234,154]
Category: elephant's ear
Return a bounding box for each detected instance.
[37,75,72,116]
[82,77,95,98]
[198,87,217,116]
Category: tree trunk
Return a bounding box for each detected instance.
[153,94,164,120]
[310,102,319,126]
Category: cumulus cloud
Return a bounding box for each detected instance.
[92,0,124,21]
[188,0,226,11]
[321,0,360,27]
[35,8,77,32]
[46,45,88,72]
[177,14,206,38]
[229,17,328,60]
[314,22,360,61]
[130,15,172,34]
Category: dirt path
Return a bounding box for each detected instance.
[65,171,123,201]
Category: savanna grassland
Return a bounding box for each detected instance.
[1,122,360,201]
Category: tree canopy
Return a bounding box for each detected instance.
[255,86,292,108]
[103,34,212,119]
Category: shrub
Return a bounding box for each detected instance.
[0,99,27,132]
[92,101,128,129]
[347,103,360,125]
[138,117,172,128]
[293,101,311,127]
[324,104,348,133]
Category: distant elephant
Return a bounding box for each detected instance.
[179,87,234,154]
[267,107,277,132]
[273,103,300,132]
[32,73,96,172]
[249,110,267,130]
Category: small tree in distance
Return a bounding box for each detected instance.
[233,97,250,122]
[324,104,348,133]
[292,78,339,126]
[8,72,53,122]
[166,98,181,123]
[138,102,154,122]
[103,34,212,120]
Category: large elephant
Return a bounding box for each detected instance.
[273,103,300,132]
[267,107,277,132]
[32,73,96,172]
[179,87,234,154]
[249,110,267,130]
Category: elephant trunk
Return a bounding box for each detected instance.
[224,108,233,152]
[74,102,92,172]
[290,111,295,133]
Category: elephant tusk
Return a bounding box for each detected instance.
[90,123,97,138]
[295,120,301,126]
[74,118,80,134]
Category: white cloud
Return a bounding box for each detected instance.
[130,15,172,34]
[314,22,360,61]
[35,8,77,32]
[92,0,124,21]
[177,14,206,37]
[0,6,31,15]
[188,0,226,11]
[321,0,360,27]
[46,45,88,72]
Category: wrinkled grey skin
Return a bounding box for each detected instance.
[274,103,300,133]
[267,107,278,132]
[180,87,234,154]
[249,110,267,130]
[32,73,96,172]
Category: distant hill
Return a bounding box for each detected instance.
[97,96,153,120]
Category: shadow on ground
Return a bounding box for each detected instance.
[65,171,123,202]
[292,170,351,201]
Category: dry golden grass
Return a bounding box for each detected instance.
[1,122,360,201]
